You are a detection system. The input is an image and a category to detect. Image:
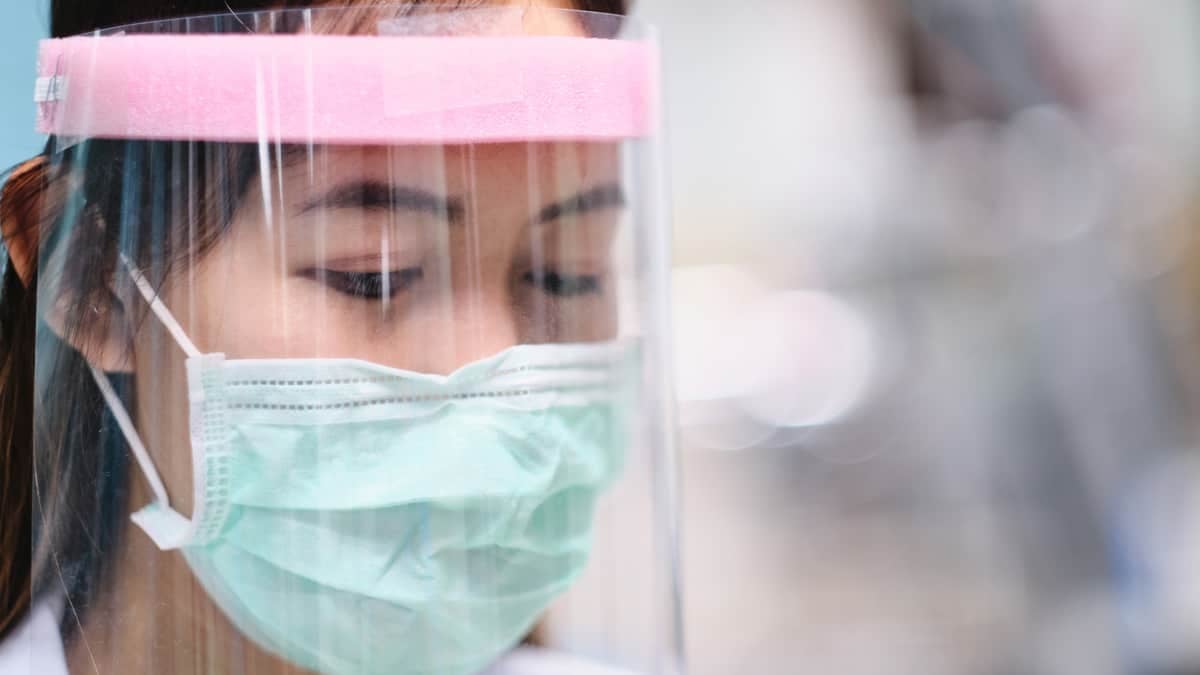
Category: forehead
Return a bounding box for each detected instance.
[280,142,622,187]
[306,0,589,36]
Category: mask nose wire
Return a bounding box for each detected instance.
[85,253,204,511]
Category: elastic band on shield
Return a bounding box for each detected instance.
[35,35,658,144]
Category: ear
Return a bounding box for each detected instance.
[45,276,137,374]
[2,155,135,373]
[1,156,47,286]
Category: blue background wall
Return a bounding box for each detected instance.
[1,1,48,171]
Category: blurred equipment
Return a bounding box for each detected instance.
[635,0,1200,672]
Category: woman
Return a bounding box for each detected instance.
[0,1,680,673]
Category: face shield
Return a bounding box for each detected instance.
[30,6,680,675]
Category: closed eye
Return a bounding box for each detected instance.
[522,270,602,298]
[302,268,425,300]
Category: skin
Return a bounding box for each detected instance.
[4,2,626,673]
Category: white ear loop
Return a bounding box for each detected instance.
[87,253,203,519]
[88,364,172,508]
[118,252,201,358]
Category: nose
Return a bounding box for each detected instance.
[421,286,520,374]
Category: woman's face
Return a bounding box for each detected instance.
[132,140,625,513]
[110,2,629,517]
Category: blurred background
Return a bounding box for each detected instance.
[6,1,1200,674]
[632,0,1200,674]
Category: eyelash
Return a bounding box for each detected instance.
[313,268,425,300]
[522,270,602,298]
[309,268,601,300]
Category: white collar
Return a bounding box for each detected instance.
[0,598,632,675]
[0,596,68,675]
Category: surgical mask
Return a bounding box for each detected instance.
[90,257,635,675]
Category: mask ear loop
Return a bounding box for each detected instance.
[117,252,201,358]
[88,365,171,507]
[86,253,203,549]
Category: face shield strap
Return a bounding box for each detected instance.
[87,255,205,550]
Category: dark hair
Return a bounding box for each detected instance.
[0,0,628,642]
[0,162,38,639]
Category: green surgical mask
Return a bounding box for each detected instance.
[91,259,633,675]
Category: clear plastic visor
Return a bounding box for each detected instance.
[31,7,679,675]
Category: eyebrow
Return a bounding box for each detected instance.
[295,180,626,225]
[296,181,466,223]
[533,182,627,225]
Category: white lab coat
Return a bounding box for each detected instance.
[0,599,631,675]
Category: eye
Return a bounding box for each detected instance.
[305,268,424,300]
[522,269,602,298]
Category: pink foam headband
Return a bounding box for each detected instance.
[36,35,657,144]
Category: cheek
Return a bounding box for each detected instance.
[513,287,618,343]
[130,326,198,514]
